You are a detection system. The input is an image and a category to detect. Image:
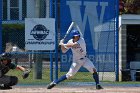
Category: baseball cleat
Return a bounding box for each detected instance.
[47,82,56,89]
[0,84,12,90]
[96,84,103,90]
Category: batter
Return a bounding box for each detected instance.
[47,29,103,90]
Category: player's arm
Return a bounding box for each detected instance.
[60,43,73,53]
[60,43,71,53]
[10,62,26,72]
[16,65,26,72]
[16,65,31,79]
[60,44,68,53]
[64,42,79,48]
[10,62,31,79]
[59,39,78,53]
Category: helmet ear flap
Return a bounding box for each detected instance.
[72,36,75,39]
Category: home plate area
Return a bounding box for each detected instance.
[0,83,140,93]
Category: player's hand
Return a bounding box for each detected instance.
[59,39,64,45]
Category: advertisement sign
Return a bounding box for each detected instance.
[25,18,55,50]
[60,0,117,72]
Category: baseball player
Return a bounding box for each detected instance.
[0,52,31,90]
[47,29,103,89]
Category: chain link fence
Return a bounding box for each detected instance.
[1,0,119,85]
[2,0,57,85]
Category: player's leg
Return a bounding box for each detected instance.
[83,58,103,89]
[52,62,81,85]
[0,75,18,89]
[47,62,82,89]
[47,74,67,89]
[92,70,103,89]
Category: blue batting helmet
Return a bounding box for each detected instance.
[71,29,80,37]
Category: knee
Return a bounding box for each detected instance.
[9,76,18,86]
[66,74,73,79]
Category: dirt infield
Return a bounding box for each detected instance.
[0,85,140,93]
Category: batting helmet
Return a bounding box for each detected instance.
[71,29,80,38]
[0,52,12,60]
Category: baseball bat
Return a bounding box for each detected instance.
[59,22,75,46]
[74,23,83,38]
[63,21,75,40]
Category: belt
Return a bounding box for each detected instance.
[80,56,86,60]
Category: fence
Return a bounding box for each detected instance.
[1,0,119,85]
[59,0,119,81]
[1,0,58,84]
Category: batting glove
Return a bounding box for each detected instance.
[59,39,64,45]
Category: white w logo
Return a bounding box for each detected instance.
[67,1,108,49]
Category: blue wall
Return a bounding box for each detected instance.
[60,0,118,72]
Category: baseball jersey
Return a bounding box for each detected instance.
[0,62,17,77]
[67,37,87,61]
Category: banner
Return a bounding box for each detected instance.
[25,18,55,50]
[60,0,117,72]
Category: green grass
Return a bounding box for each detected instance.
[7,68,50,84]
[59,72,93,82]
[6,68,95,84]
[6,68,140,85]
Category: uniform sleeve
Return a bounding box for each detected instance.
[9,62,17,69]
[66,39,72,50]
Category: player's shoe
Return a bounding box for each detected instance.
[96,84,103,90]
[0,84,12,90]
[47,82,56,89]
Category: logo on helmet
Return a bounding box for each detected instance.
[71,30,80,38]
